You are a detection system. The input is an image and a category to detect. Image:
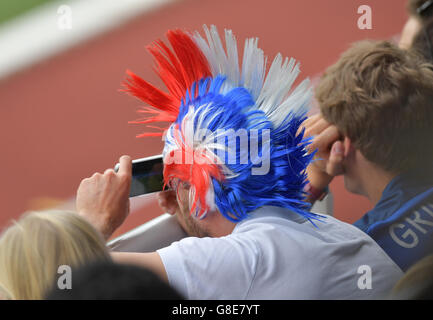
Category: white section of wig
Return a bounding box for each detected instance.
[193,24,313,128]
[163,104,237,176]
[193,25,241,94]
[278,78,313,121]
[241,37,266,100]
[190,103,237,178]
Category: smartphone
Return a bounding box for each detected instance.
[114,154,164,197]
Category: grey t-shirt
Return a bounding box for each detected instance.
[157,206,403,299]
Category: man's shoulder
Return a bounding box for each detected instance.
[234,206,372,243]
[157,207,403,299]
[160,205,397,264]
[236,208,401,267]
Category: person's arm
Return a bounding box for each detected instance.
[301,114,345,204]
[76,156,177,283]
[111,252,168,282]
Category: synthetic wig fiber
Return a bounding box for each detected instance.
[122,25,321,224]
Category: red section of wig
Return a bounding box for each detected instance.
[122,29,212,137]
[163,124,224,218]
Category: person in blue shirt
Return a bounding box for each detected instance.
[303,40,433,272]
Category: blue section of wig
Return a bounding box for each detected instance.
[168,75,324,225]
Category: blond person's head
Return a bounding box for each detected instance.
[0,210,111,299]
[390,254,433,299]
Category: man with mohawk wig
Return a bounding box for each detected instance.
[77,26,402,299]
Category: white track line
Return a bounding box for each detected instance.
[0,0,178,80]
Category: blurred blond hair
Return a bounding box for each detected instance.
[390,254,433,299]
[0,210,111,299]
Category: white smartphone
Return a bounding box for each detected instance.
[114,154,164,197]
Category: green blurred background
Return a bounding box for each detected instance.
[0,0,57,25]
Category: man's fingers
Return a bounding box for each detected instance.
[118,155,132,176]
[302,113,322,129]
[308,125,341,155]
[299,114,321,135]
[304,118,331,139]
[320,126,341,149]
[104,168,115,176]
[326,141,345,176]
[91,172,102,179]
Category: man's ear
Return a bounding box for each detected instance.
[343,137,354,158]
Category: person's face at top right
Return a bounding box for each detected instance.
[399,15,422,49]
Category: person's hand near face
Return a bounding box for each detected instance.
[301,114,345,198]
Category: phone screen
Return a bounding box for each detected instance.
[115,155,164,197]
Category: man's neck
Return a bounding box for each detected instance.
[199,210,237,238]
[359,164,396,206]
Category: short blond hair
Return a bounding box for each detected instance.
[0,210,111,299]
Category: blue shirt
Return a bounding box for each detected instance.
[354,170,433,271]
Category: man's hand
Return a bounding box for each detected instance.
[301,114,345,192]
[76,155,132,240]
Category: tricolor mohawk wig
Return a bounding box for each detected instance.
[122,25,322,224]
